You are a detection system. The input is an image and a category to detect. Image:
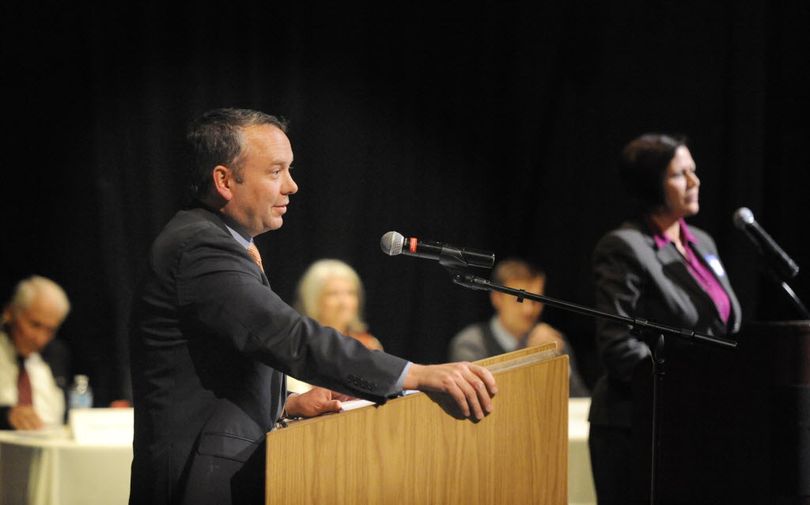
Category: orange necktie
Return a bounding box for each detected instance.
[247,242,265,273]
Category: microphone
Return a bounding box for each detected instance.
[380,231,495,269]
[733,207,799,280]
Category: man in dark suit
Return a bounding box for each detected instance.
[128,108,497,505]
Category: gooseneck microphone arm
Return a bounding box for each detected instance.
[774,280,810,319]
[733,207,809,319]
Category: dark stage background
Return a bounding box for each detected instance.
[2,2,808,405]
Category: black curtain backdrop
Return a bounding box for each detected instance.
[2,1,808,405]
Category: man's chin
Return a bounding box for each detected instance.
[271,218,284,229]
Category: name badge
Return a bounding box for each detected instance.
[705,254,726,278]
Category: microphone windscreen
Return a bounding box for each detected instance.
[732,207,754,230]
[380,231,405,256]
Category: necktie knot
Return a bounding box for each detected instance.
[247,242,264,273]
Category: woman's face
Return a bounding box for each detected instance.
[662,146,700,219]
[317,276,359,332]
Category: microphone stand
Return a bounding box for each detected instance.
[735,220,809,319]
[763,268,810,320]
[440,261,737,505]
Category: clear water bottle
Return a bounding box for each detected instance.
[68,374,93,409]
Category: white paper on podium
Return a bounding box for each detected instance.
[339,390,420,412]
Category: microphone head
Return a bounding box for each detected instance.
[733,207,754,230]
[380,231,405,256]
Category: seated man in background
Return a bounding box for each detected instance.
[448,258,589,397]
[0,275,72,430]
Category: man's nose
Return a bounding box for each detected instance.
[284,172,299,194]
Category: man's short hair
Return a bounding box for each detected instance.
[8,275,71,319]
[186,108,288,200]
[490,258,545,285]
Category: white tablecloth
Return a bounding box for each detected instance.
[568,397,596,505]
[0,426,132,505]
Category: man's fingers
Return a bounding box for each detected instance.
[11,407,43,431]
[458,368,489,420]
[324,400,343,413]
[331,391,356,402]
[410,362,499,420]
[445,367,484,420]
[470,377,493,415]
[471,364,498,396]
[445,381,471,418]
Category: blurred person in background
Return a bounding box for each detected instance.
[0,275,71,430]
[448,258,589,397]
[289,259,383,393]
[588,133,741,504]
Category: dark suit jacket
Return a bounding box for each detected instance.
[588,219,741,428]
[128,206,408,505]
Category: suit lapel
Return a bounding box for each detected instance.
[191,206,272,286]
[654,242,720,320]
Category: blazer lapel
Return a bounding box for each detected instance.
[655,243,719,320]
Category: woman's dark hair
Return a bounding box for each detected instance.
[185,108,288,200]
[619,133,687,216]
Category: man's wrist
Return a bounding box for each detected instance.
[276,393,302,429]
[402,363,423,390]
[282,392,300,419]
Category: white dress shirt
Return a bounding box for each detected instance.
[0,332,65,428]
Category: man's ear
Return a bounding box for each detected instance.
[211,165,234,201]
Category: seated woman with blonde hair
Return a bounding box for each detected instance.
[289,259,383,393]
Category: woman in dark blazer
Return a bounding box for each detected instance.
[587,133,741,504]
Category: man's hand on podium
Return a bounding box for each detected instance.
[283,387,355,419]
[403,363,497,421]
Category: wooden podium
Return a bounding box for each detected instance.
[265,344,569,505]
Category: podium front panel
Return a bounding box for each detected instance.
[266,346,568,505]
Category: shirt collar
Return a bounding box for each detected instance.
[191,199,253,247]
[651,218,696,249]
[489,316,520,352]
[225,225,252,249]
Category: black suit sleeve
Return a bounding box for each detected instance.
[41,338,72,422]
[592,233,652,384]
[176,230,407,401]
